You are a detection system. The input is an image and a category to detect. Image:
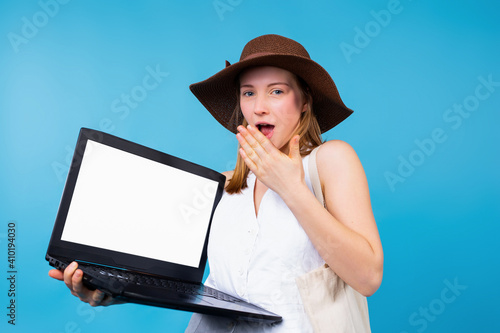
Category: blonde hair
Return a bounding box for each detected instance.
[226,74,323,194]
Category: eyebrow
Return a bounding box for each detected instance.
[240,82,291,89]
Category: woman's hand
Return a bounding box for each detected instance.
[48,262,117,307]
[236,124,305,196]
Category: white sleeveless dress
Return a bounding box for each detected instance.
[186,155,324,332]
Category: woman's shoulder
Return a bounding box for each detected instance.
[221,170,234,188]
[316,140,358,164]
[316,140,364,181]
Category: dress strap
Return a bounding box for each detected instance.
[308,146,324,207]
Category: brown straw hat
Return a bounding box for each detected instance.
[189,34,353,134]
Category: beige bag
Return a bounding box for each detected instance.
[296,146,371,333]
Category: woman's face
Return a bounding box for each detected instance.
[239,66,307,153]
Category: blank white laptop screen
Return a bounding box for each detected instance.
[61,140,218,268]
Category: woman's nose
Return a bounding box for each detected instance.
[253,95,269,115]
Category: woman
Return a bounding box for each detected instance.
[49,34,383,332]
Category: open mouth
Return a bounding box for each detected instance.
[256,124,275,139]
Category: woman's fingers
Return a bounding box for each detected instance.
[63,261,78,291]
[72,269,88,297]
[237,125,273,160]
[236,125,305,196]
[48,269,64,281]
[238,147,257,173]
[49,261,119,307]
[89,290,106,307]
[245,125,275,152]
[62,262,91,301]
[237,130,261,163]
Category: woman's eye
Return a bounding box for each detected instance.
[242,91,254,97]
[272,89,283,95]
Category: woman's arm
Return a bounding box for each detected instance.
[280,140,383,296]
[236,125,383,296]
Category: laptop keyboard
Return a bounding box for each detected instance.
[78,263,240,302]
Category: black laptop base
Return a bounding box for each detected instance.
[47,255,282,324]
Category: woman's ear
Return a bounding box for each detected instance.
[302,89,312,113]
[302,96,310,113]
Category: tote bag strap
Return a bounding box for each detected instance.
[308,146,324,207]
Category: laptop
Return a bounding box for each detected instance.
[46,128,282,324]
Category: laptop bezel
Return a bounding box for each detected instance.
[46,128,225,283]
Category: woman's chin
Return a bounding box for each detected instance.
[277,142,291,154]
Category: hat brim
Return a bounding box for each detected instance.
[190,54,353,134]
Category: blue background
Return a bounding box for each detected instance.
[1,0,499,332]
